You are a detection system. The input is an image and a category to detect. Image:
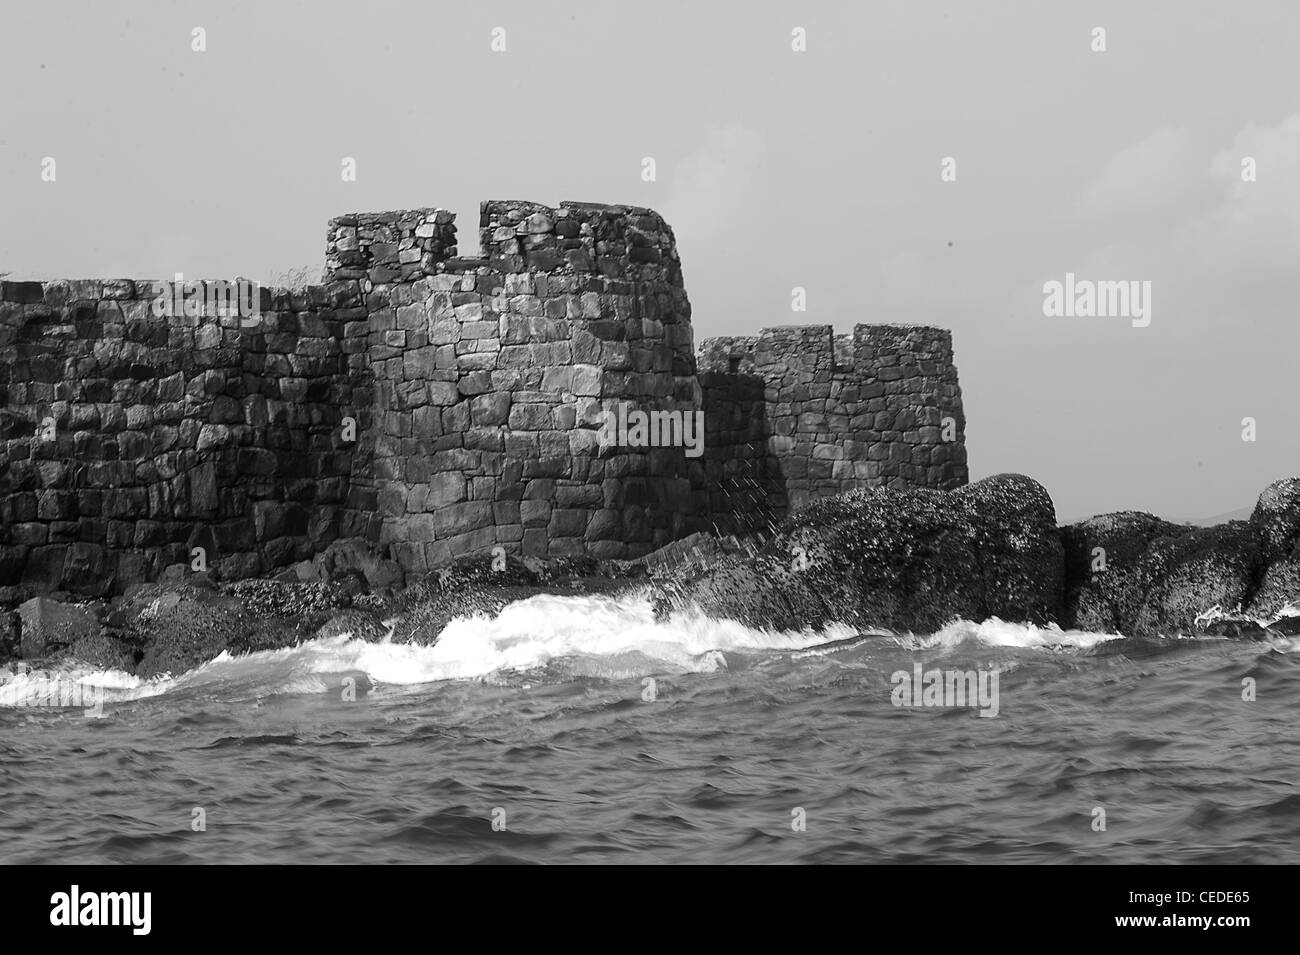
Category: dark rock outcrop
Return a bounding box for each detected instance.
[959,473,1064,624]
[665,474,1300,639]
[1245,478,1300,618]
[1059,478,1300,636]
[1132,521,1264,636]
[1061,512,1189,633]
[1250,477,1300,564]
[314,609,389,642]
[63,632,138,671]
[0,610,19,660]
[1063,515,1268,637]
[1270,615,1300,636]
[18,596,103,660]
[225,579,350,619]
[93,578,357,678]
[1248,554,1300,619]
[658,473,1064,633]
[127,583,255,679]
[284,540,406,596]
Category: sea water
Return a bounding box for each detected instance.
[1,590,1296,864]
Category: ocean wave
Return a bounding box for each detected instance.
[0,663,167,710]
[0,592,854,706]
[898,617,1123,651]
[0,593,1266,708]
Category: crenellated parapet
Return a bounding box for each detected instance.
[697,323,967,520]
[0,201,968,599]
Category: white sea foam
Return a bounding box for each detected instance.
[1269,602,1299,621]
[0,664,165,709]
[900,616,1122,651]
[0,592,848,706]
[0,593,1241,707]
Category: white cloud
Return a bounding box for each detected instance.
[1077,126,1215,224]
[1075,113,1300,302]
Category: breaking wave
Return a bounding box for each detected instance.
[4,591,1287,708]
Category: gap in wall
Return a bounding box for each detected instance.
[456,208,482,258]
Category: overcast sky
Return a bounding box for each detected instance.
[1,1,1296,522]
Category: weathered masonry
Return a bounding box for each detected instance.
[0,200,967,599]
[697,323,967,522]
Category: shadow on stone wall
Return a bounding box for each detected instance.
[699,369,787,539]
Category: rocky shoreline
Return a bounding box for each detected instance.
[4,474,1298,678]
[663,474,1300,640]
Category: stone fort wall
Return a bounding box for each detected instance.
[697,323,967,533]
[330,200,701,574]
[0,278,365,598]
[0,200,967,600]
